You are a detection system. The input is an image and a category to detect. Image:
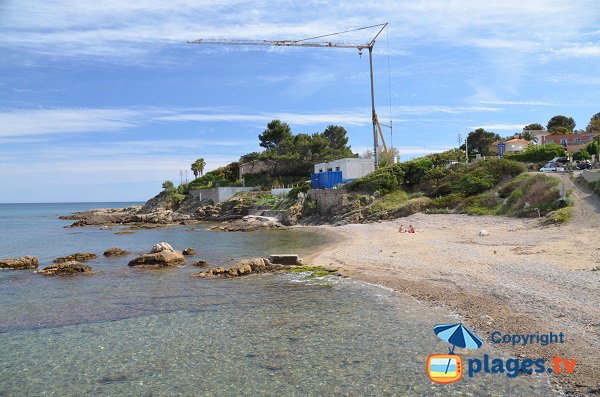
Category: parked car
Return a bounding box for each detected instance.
[576,160,592,170]
[540,162,565,172]
[550,157,569,164]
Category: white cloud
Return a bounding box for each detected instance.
[1,0,598,63]
[475,99,556,106]
[554,45,600,58]
[469,124,525,131]
[0,108,140,137]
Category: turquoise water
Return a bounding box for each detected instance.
[0,203,556,396]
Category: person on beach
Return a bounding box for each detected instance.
[398,224,406,233]
[407,225,416,233]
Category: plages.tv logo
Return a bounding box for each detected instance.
[426,323,577,384]
[426,323,483,384]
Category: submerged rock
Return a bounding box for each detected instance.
[192,260,209,267]
[103,247,129,257]
[0,256,39,270]
[128,242,185,268]
[39,261,93,276]
[53,252,97,263]
[182,248,196,256]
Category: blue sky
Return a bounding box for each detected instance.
[1,0,599,203]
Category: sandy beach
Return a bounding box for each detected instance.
[309,174,600,394]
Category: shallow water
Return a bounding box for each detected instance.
[0,203,557,396]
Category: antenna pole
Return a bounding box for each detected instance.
[369,47,378,168]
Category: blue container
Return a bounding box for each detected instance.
[311,171,342,189]
[311,173,320,189]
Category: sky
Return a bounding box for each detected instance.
[1,0,599,203]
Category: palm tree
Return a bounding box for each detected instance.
[521,130,538,144]
[191,158,206,178]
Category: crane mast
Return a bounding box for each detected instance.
[188,22,391,167]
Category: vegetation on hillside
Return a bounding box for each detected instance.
[187,120,356,190]
[345,156,567,219]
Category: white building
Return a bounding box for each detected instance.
[313,158,375,180]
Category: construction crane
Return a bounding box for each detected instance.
[188,22,393,167]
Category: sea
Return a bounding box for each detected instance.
[0,203,557,396]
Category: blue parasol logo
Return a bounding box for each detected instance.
[434,323,483,354]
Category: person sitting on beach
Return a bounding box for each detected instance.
[398,224,406,233]
[407,225,416,233]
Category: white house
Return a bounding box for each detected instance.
[525,129,549,145]
[313,158,374,180]
[504,138,531,153]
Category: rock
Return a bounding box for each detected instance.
[478,229,490,237]
[269,254,300,266]
[182,248,196,256]
[128,243,185,268]
[151,242,174,253]
[0,256,39,270]
[193,258,273,279]
[192,260,209,267]
[54,252,96,263]
[103,247,129,257]
[39,261,93,276]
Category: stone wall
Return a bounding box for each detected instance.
[189,187,256,204]
[307,189,345,215]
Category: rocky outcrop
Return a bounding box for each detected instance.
[54,252,97,263]
[60,206,142,227]
[182,248,196,256]
[194,257,292,278]
[0,256,39,270]
[103,247,129,257]
[130,210,192,224]
[192,260,209,267]
[128,242,185,268]
[211,215,285,232]
[39,261,93,276]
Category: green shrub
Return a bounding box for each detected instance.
[429,193,465,209]
[546,207,573,224]
[346,163,404,194]
[451,174,495,196]
[402,157,434,187]
[573,149,591,161]
[287,181,311,200]
[368,190,409,213]
[505,143,566,162]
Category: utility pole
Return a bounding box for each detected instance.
[188,23,390,168]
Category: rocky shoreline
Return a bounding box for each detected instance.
[1,243,330,281]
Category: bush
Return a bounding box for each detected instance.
[287,181,311,200]
[402,157,434,187]
[451,174,495,196]
[497,173,560,216]
[429,193,465,209]
[546,207,573,224]
[346,163,405,194]
[573,149,591,161]
[505,143,566,162]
